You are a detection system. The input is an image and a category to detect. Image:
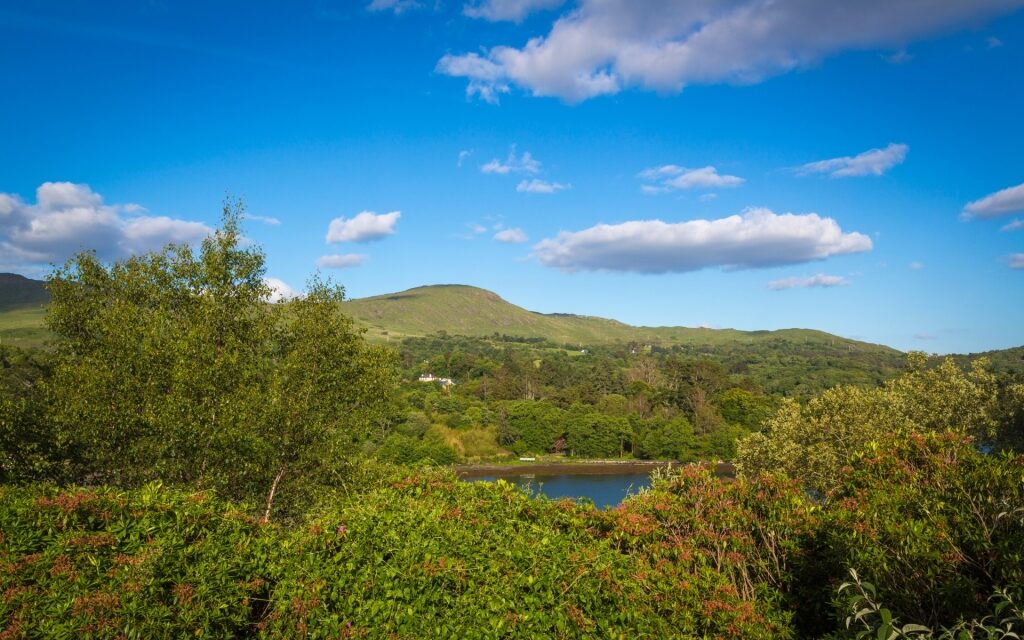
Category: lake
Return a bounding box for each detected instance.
[458,462,735,508]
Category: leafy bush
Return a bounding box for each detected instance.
[736,354,1005,495]
[817,432,1024,629]
[1,467,800,638]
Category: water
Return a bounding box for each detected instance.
[459,464,667,508]
[459,462,735,508]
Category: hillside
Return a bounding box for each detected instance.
[343,284,898,352]
[0,273,50,348]
[0,273,49,312]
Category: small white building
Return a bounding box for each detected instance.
[418,374,455,386]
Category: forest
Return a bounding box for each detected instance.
[1,206,1023,638]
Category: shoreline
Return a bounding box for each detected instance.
[454,459,735,478]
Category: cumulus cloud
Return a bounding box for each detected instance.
[517,179,570,194]
[264,277,301,303]
[795,143,909,177]
[464,0,565,22]
[0,182,212,272]
[326,211,400,243]
[494,227,529,243]
[768,273,849,290]
[1010,253,1024,269]
[1001,219,1024,232]
[962,182,1024,220]
[367,0,421,15]
[437,0,1020,103]
[533,208,872,274]
[481,147,541,175]
[316,253,368,269]
[639,165,744,192]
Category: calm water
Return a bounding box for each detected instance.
[465,470,654,507]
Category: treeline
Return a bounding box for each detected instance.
[383,340,781,463]
[375,328,1020,465]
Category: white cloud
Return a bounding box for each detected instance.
[910,261,924,270]
[639,165,744,191]
[988,36,1004,48]
[326,211,400,243]
[494,227,529,243]
[1010,253,1024,269]
[438,53,510,103]
[0,182,212,272]
[264,277,301,303]
[517,179,570,194]
[367,0,421,15]
[245,213,281,226]
[437,0,1020,103]
[962,182,1024,220]
[316,253,368,269]
[464,0,565,22]
[1001,219,1024,232]
[457,149,474,167]
[915,331,938,340]
[699,193,718,202]
[795,143,909,178]
[481,147,541,174]
[533,208,872,274]
[768,273,849,290]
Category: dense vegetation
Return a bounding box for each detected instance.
[1,203,1023,638]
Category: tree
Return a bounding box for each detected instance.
[42,200,397,519]
[735,353,1007,495]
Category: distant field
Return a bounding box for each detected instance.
[0,305,49,349]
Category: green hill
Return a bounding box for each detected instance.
[0,273,49,312]
[343,284,896,352]
[0,273,50,348]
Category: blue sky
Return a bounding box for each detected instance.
[1,0,1022,353]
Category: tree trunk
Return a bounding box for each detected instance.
[261,465,286,524]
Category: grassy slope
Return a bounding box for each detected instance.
[0,274,50,348]
[343,284,897,353]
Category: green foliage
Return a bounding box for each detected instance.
[817,432,1024,629]
[635,417,695,460]
[716,387,780,432]
[0,483,270,638]
[836,569,1023,639]
[1,469,795,638]
[735,354,1006,494]
[372,431,460,466]
[36,201,397,520]
[565,405,628,457]
[496,400,566,455]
